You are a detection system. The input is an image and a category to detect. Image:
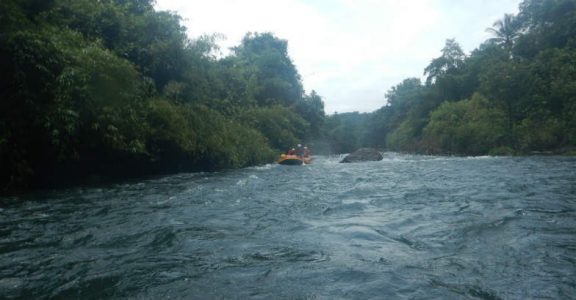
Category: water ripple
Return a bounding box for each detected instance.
[1,155,575,299]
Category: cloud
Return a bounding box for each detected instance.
[155,0,521,114]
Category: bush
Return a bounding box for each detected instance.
[422,93,507,155]
[238,106,309,151]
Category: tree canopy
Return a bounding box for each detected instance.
[322,0,576,156]
[0,0,325,193]
[2,0,574,193]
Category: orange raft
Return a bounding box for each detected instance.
[277,154,311,165]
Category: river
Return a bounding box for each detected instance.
[1,154,575,299]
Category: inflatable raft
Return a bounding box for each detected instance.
[277,154,311,165]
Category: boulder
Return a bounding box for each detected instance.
[340,148,383,163]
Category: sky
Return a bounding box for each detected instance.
[154,0,522,114]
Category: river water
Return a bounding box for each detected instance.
[1,154,575,299]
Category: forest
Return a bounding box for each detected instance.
[0,0,325,192]
[325,0,576,156]
[1,0,575,193]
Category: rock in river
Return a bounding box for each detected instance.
[340,148,383,163]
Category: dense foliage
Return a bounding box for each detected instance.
[2,0,574,192]
[0,0,325,192]
[323,0,576,156]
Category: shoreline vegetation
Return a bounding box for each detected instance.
[1,0,575,194]
[318,0,576,158]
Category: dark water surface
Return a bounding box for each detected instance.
[1,154,575,299]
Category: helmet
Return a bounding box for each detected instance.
[297,144,302,147]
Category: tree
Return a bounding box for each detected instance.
[422,93,507,155]
[323,112,369,154]
[233,32,304,107]
[239,106,309,151]
[294,90,325,139]
[479,59,532,147]
[486,13,521,55]
[424,39,466,85]
[324,0,576,156]
[0,0,323,193]
[515,0,576,58]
